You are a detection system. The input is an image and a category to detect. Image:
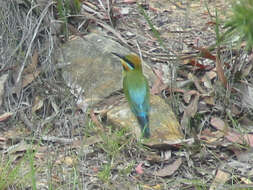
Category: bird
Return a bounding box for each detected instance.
[112,52,150,138]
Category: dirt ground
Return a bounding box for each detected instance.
[1,0,253,189]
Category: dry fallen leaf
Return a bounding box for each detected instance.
[22,50,41,88]
[216,56,227,88]
[202,96,215,105]
[151,67,167,95]
[22,70,41,88]
[56,155,76,166]
[183,90,199,104]
[183,59,210,70]
[135,163,144,175]
[153,158,182,177]
[64,156,75,166]
[226,132,253,147]
[199,128,224,143]
[181,92,200,130]
[70,135,102,150]
[25,50,38,74]
[201,70,216,89]
[188,73,206,94]
[210,117,228,131]
[186,92,199,117]
[209,169,230,190]
[32,96,44,113]
[0,112,13,122]
[211,117,253,147]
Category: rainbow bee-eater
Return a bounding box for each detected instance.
[112,53,150,138]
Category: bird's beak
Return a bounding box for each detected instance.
[112,52,130,70]
[112,52,124,59]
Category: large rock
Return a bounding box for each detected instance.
[57,33,155,105]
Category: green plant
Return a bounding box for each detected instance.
[97,163,112,183]
[56,0,81,39]
[119,160,134,176]
[100,128,128,160]
[0,156,23,189]
[138,4,165,49]
[25,147,38,190]
[224,0,253,49]
[56,0,69,38]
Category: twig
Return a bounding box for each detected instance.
[19,111,35,132]
[16,2,54,85]
[90,109,104,131]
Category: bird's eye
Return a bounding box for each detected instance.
[123,58,135,70]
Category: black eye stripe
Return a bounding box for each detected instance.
[112,52,135,70]
[121,57,135,70]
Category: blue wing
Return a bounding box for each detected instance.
[128,82,150,138]
[129,87,148,113]
[123,73,150,138]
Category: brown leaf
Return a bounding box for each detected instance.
[198,47,216,61]
[64,156,75,166]
[70,135,102,150]
[216,57,227,88]
[201,70,216,89]
[0,112,13,122]
[90,109,104,131]
[188,73,206,94]
[24,50,38,74]
[226,132,253,147]
[22,50,41,88]
[183,59,211,70]
[209,169,230,190]
[181,93,199,130]
[183,90,199,104]
[32,96,44,113]
[210,117,228,131]
[22,70,41,88]
[199,128,224,143]
[202,96,215,105]
[154,158,182,177]
[184,93,199,118]
[151,67,167,95]
[211,117,253,147]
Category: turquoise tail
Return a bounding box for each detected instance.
[136,114,150,138]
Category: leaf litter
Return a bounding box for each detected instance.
[1,0,253,189]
